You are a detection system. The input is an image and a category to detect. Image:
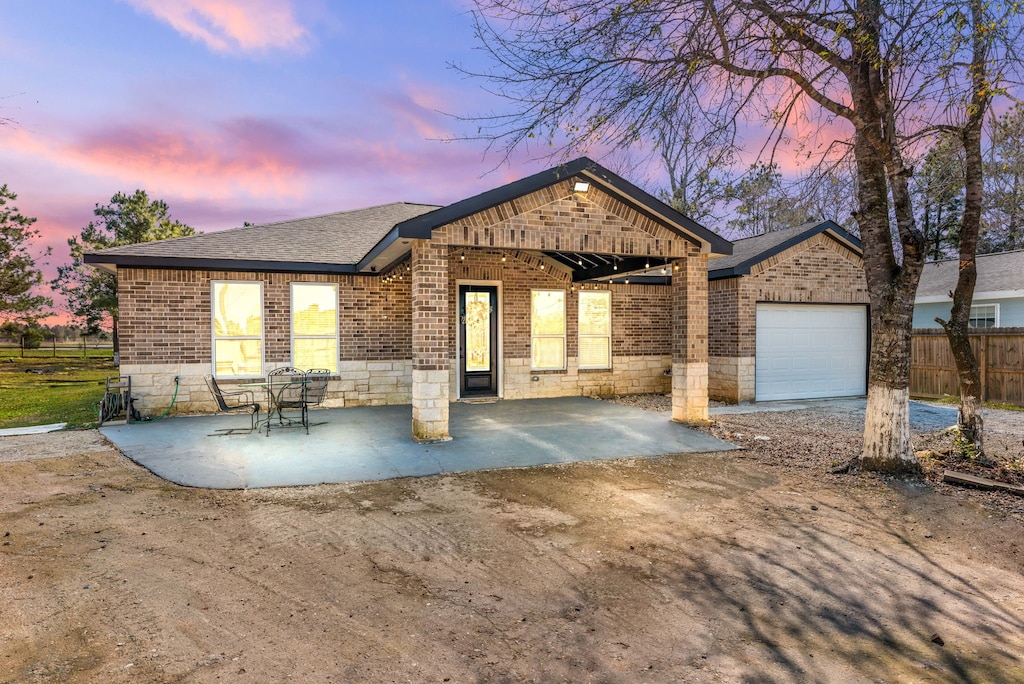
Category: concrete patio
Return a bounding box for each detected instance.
[99,396,736,489]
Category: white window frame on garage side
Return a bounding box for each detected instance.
[968,303,999,328]
[211,280,264,379]
[578,289,612,369]
[531,289,566,371]
[290,282,339,373]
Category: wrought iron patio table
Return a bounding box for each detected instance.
[239,377,311,435]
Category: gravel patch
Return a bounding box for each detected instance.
[607,393,1024,523]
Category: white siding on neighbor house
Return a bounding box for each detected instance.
[755,303,868,401]
[912,296,1024,328]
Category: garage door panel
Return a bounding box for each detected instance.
[755,304,867,401]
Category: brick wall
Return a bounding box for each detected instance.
[117,176,707,416]
[118,267,411,367]
[449,248,674,398]
[434,180,694,259]
[708,233,869,402]
[449,249,672,361]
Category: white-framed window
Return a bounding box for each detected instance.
[212,281,264,379]
[291,282,339,373]
[969,303,999,328]
[578,290,611,369]
[531,289,566,370]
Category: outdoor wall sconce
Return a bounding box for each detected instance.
[573,181,590,193]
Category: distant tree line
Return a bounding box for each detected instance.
[0,185,196,357]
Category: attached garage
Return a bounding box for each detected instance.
[707,221,871,403]
[754,303,867,401]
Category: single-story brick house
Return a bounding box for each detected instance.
[913,250,1024,328]
[85,158,732,441]
[707,221,870,403]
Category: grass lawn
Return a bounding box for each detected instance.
[0,350,117,429]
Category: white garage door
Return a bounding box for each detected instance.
[755,303,867,401]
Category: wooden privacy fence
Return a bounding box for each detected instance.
[910,328,1024,406]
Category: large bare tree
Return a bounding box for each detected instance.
[931,0,1016,457]
[463,0,1022,473]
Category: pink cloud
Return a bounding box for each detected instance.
[3,121,322,200]
[125,0,309,54]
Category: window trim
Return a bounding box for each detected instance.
[290,282,340,373]
[578,289,612,370]
[968,303,1000,328]
[211,280,264,380]
[530,288,566,371]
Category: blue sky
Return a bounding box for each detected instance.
[1,0,571,310]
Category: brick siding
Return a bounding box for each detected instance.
[118,267,411,367]
[708,233,869,402]
[117,176,708,418]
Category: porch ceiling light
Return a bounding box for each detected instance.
[573,181,590,193]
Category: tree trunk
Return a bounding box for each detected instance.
[861,321,919,473]
[847,23,926,474]
[935,4,989,455]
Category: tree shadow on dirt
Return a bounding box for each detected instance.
[645,488,1024,682]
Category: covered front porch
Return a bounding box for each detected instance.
[99,397,735,489]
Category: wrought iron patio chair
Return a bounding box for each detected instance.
[267,367,306,435]
[204,374,260,433]
[302,369,331,430]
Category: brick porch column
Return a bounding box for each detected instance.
[672,253,710,423]
[410,239,452,442]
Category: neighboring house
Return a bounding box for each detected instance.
[913,250,1024,329]
[85,158,732,441]
[707,221,869,403]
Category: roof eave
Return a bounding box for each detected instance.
[82,253,360,275]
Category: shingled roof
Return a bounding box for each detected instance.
[84,202,441,274]
[85,157,732,277]
[707,220,861,280]
[917,250,1024,299]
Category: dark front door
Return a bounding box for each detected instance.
[459,285,499,397]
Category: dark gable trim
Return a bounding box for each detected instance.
[394,157,733,256]
[83,253,359,275]
[708,221,861,281]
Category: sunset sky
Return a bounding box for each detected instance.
[1,0,581,317]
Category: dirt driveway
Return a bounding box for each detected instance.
[2,409,1023,683]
